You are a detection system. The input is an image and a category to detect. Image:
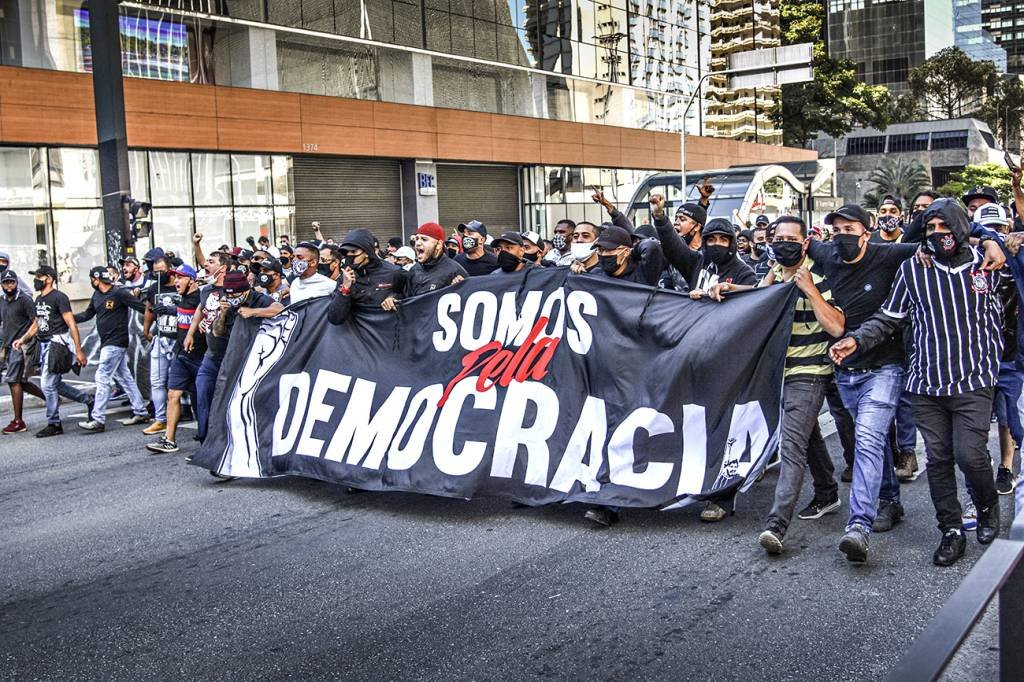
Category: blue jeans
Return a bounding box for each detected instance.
[894,388,917,453]
[149,336,175,423]
[995,361,1024,445]
[39,340,91,425]
[836,364,904,532]
[196,354,223,442]
[92,345,148,424]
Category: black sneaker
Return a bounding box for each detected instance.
[977,503,1000,545]
[996,467,1017,495]
[872,499,905,533]
[209,471,237,482]
[797,496,841,520]
[839,526,869,563]
[933,528,967,566]
[35,423,63,438]
[584,507,619,527]
[840,466,853,483]
[758,526,784,555]
[146,437,179,454]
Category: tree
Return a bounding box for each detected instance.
[978,76,1024,151]
[861,157,931,209]
[938,163,1014,204]
[907,47,1000,119]
[771,0,892,147]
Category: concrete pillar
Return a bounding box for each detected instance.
[222,26,279,90]
[401,160,440,236]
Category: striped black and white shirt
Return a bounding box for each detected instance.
[877,249,1003,396]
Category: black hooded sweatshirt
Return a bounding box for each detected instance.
[327,228,403,325]
[653,214,756,290]
[402,250,468,297]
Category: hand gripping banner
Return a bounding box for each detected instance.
[190,268,798,509]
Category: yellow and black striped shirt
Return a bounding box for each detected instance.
[770,256,839,378]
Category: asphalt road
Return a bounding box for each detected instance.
[0,398,1013,681]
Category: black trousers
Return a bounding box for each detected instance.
[910,387,998,532]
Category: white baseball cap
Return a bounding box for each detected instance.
[394,246,415,260]
[522,230,542,246]
[976,203,1010,227]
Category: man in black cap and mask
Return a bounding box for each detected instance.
[327,228,401,325]
[831,198,1006,566]
[454,220,498,276]
[488,232,535,276]
[674,202,706,251]
[1,269,44,434]
[254,258,290,304]
[808,202,1004,563]
[591,222,664,285]
[962,185,999,221]
[748,215,773,279]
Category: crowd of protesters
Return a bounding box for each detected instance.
[2,165,1024,568]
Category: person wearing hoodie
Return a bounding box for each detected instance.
[0,251,32,297]
[327,228,402,325]
[654,206,757,296]
[389,222,467,303]
[830,198,1006,566]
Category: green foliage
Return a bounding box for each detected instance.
[772,0,892,147]
[907,47,1000,119]
[977,77,1024,149]
[937,163,1014,204]
[861,157,931,209]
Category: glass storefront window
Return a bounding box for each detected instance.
[0,209,50,277]
[149,151,192,206]
[231,155,273,205]
[192,153,232,205]
[274,205,295,241]
[234,206,274,243]
[48,148,100,208]
[52,208,105,301]
[129,150,150,202]
[271,156,294,205]
[195,207,234,260]
[150,208,193,266]
[0,147,48,208]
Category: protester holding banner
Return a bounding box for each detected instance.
[327,229,402,325]
[655,212,756,297]
[490,232,535,275]
[830,198,1006,566]
[389,222,467,303]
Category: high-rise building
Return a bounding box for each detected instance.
[827,0,956,94]
[704,0,783,145]
[954,0,1006,71]
[0,0,815,297]
[981,0,1024,75]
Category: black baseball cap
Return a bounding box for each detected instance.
[457,220,489,238]
[595,225,633,250]
[676,203,707,226]
[0,269,18,283]
[257,258,282,274]
[491,231,524,247]
[754,214,770,226]
[29,265,57,279]
[880,195,902,210]
[632,224,657,241]
[88,266,114,284]
[824,204,871,229]
[961,186,999,206]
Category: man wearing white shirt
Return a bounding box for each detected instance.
[288,242,336,303]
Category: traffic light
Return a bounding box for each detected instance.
[122,195,152,245]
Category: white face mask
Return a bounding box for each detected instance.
[402,262,414,271]
[570,242,595,261]
[292,259,309,276]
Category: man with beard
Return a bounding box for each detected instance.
[489,232,535,275]
[871,196,906,244]
[0,251,31,296]
[289,242,337,303]
[327,228,401,325]
[453,220,498,276]
[73,267,152,432]
[811,203,1004,563]
[387,222,466,305]
[1,270,44,434]
[831,199,1005,566]
[568,222,602,274]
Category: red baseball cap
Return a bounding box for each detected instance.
[416,222,445,242]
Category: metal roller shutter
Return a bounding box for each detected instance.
[436,164,521,232]
[292,156,402,242]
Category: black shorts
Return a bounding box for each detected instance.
[168,354,202,392]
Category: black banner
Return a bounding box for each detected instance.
[190,268,798,509]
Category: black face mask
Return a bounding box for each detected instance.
[703,244,732,266]
[257,273,273,287]
[33,278,46,291]
[833,233,864,262]
[248,262,261,276]
[317,262,334,277]
[91,280,101,291]
[751,242,767,259]
[341,255,358,271]
[523,251,539,263]
[280,256,291,267]
[0,264,7,274]
[769,241,804,267]
[598,254,621,276]
[497,250,521,272]
[462,236,478,251]
[924,231,960,261]
[446,247,459,259]
[156,271,171,286]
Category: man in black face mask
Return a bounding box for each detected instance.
[592,222,664,285]
[319,244,343,281]
[454,220,498,276]
[830,198,1007,566]
[1,270,44,434]
[327,228,401,325]
[488,232,533,275]
[749,218,772,279]
[254,258,290,304]
[871,196,905,244]
[807,203,1004,563]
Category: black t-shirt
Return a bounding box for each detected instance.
[34,289,72,342]
[146,281,181,338]
[455,250,499,277]
[808,239,919,369]
[1,292,35,349]
[175,288,207,361]
[205,290,274,359]
[74,286,147,348]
